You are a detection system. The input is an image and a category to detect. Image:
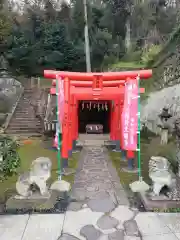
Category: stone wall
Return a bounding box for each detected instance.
[150,27,180,90]
[0,75,23,128]
[141,28,180,133]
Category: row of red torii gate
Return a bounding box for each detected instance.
[44,69,152,169]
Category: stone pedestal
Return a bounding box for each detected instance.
[138,191,180,212]
[6,191,53,212]
[62,158,68,168]
[5,189,69,214]
[122,162,138,173]
[72,140,80,153]
[68,149,72,157]
[121,150,126,162]
[128,158,135,170]
[112,140,121,152]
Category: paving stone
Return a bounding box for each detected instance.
[89,191,110,200]
[117,223,124,230]
[92,176,111,182]
[86,182,113,191]
[97,215,119,230]
[63,208,103,239]
[73,182,86,188]
[108,230,124,240]
[111,206,134,223]
[75,177,89,182]
[71,189,87,201]
[87,172,111,178]
[87,186,99,192]
[135,212,171,236]
[130,207,139,212]
[86,191,107,200]
[112,182,123,190]
[80,225,102,240]
[88,169,105,173]
[58,233,81,240]
[124,237,141,240]
[124,220,139,236]
[87,197,115,212]
[107,191,118,205]
[97,235,109,240]
[84,164,104,169]
[100,228,117,235]
[115,191,129,206]
[67,202,84,211]
[82,203,88,208]
[75,173,87,178]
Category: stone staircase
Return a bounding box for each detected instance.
[5,88,43,136]
[78,134,110,146]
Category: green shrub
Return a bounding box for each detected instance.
[123,50,142,62]
[141,45,162,65]
[0,136,21,181]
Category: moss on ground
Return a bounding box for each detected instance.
[0,138,79,202]
[110,61,145,70]
[109,136,176,189]
[39,77,52,88]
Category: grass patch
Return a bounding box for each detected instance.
[0,139,79,202]
[39,77,52,88]
[109,136,176,189]
[110,61,146,70]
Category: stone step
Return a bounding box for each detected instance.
[15,107,32,110]
[84,139,106,146]
[11,121,39,125]
[16,103,30,105]
[13,120,39,124]
[16,107,31,110]
[6,87,46,135]
[14,111,35,115]
[13,116,35,119]
[6,129,41,134]
[14,110,33,113]
[15,105,32,108]
[8,122,41,127]
[7,125,41,129]
[12,117,40,121]
[14,111,34,114]
[9,121,41,125]
[14,112,34,115]
[6,128,41,132]
[9,119,40,123]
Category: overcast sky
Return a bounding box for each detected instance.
[11,0,71,13]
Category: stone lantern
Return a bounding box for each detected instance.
[0,142,3,172]
[158,107,172,145]
[175,118,180,177]
[159,107,172,121]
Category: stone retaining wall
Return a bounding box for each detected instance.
[0,76,24,131]
[141,27,180,133]
[150,27,180,90]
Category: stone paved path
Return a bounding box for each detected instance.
[70,146,129,207]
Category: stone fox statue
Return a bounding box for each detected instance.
[16,157,52,198]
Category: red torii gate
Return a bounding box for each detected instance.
[44,69,152,168]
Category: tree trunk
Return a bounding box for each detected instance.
[125,18,131,52]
